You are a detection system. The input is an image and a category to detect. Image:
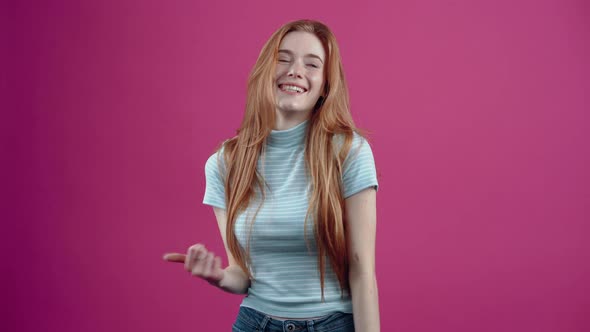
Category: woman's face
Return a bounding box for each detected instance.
[274,31,326,117]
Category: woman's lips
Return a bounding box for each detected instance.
[278,83,307,94]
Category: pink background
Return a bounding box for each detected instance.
[5,0,589,331]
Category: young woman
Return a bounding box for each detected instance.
[164,19,380,332]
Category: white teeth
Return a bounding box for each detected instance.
[280,85,305,93]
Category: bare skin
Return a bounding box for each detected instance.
[163,208,250,294]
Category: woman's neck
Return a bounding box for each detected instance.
[274,109,311,130]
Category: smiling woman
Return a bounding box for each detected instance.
[164,19,380,332]
[274,32,326,128]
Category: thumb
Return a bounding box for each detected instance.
[162,253,186,263]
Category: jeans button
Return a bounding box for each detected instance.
[286,323,295,331]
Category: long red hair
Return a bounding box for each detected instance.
[221,19,359,300]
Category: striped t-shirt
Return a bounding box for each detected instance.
[203,119,378,318]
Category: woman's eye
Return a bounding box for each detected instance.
[307,63,319,68]
[278,59,290,63]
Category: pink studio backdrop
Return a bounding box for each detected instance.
[5,0,589,331]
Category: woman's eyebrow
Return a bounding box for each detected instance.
[278,49,324,64]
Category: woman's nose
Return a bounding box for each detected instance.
[287,61,303,78]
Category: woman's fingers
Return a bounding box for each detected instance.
[162,253,186,263]
[199,253,224,284]
[186,244,206,272]
[164,244,224,283]
[212,256,224,280]
[202,252,215,278]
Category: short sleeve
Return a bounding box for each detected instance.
[341,134,379,199]
[203,150,227,209]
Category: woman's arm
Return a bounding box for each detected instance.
[345,188,380,331]
[211,207,251,294]
[162,207,250,294]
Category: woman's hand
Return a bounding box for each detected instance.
[163,244,225,286]
[163,207,251,295]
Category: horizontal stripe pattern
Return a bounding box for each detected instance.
[203,120,378,318]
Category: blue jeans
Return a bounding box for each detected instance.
[232,306,355,332]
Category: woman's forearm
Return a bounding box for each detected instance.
[350,272,380,331]
[215,265,251,294]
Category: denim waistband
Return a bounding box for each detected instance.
[233,306,354,332]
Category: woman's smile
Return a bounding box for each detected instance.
[278,83,307,94]
[274,31,325,116]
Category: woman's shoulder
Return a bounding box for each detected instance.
[205,137,235,174]
[332,131,372,158]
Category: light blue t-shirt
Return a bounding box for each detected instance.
[203,119,378,318]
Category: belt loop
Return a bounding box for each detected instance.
[259,315,270,331]
[306,319,315,332]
